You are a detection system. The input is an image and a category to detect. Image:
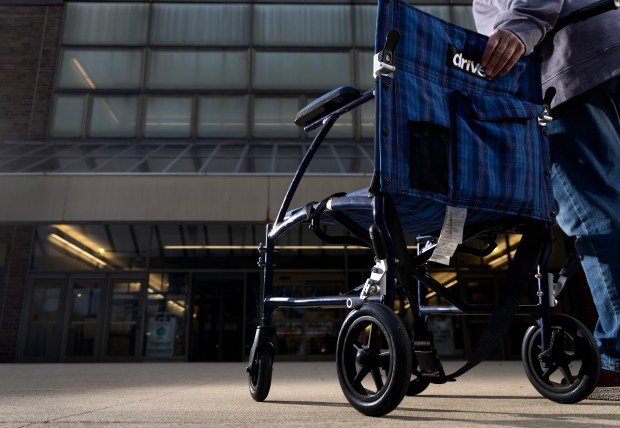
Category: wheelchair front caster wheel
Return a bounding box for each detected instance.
[406,351,430,396]
[336,303,412,416]
[248,349,273,402]
[406,377,430,396]
[522,314,600,404]
[406,374,430,396]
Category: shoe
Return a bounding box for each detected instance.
[598,369,620,388]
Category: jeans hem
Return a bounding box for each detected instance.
[601,357,620,372]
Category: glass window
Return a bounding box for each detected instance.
[355,6,377,48]
[452,6,476,31]
[237,145,274,173]
[96,157,142,173]
[144,97,192,138]
[58,50,143,89]
[147,51,247,90]
[34,227,106,270]
[145,273,188,358]
[417,5,451,22]
[198,96,247,138]
[253,98,299,138]
[150,4,250,46]
[357,51,375,90]
[151,224,207,268]
[332,144,373,174]
[106,280,144,358]
[52,144,104,157]
[84,145,126,158]
[202,144,246,173]
[65,280,103,358]
[307,157,341,173]
[133,158,177,173]
[90,96,138,138]
[32,224,150,271]
[23,280,64,361]
[254,52,350,90]
[165,145,214,173]
[91,224,149,270]
[361,101,375,139]
[166,158,203,173]
[254,5,351,47]
[274,145,304,173]
[63,3,149,45]
[51,96,85,138]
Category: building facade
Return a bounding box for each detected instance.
[0,0,596,363]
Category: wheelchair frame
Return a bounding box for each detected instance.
[246,0,619,416]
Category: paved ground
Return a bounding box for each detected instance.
[0,361,618,427]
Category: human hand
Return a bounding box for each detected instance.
[481,28,525,77]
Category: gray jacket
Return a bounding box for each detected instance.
[473,0,620,107]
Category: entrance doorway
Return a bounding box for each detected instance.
[190,275,245,361]
[105,279,145,360]
[64,278,105,361]
[21,275,146,362]
[22,279,66,362]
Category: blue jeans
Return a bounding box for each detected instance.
[548,75,620,372]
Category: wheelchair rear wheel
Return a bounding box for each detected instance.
[248,349,273,402]
[336,303,412,416]
[522,314,600,404]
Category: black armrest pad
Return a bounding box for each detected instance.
[294,86,362,128]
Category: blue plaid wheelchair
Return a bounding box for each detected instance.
[247,0,619,416]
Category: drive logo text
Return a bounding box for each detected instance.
[446,45,491,80]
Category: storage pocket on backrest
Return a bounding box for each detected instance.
[409,121,451,196]
[451,90,547,213]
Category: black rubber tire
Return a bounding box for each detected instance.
[336,303,412,416]
[522,314,600,404]
[248,349,273,402]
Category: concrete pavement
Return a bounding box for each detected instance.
[0,361,618,427]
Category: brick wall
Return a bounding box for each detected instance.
[0,5,63,141]
[0,226,34,362]
[0,4,62,361]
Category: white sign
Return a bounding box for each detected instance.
[145,315,176,357]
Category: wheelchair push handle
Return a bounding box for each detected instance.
[553,0,620,33]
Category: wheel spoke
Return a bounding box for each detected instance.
[378,350,391,370]
[560,364,576,384]
[367,323,377,349]
[354,365,371,388]
[378,350,391,360]
[542,362,560,382]
[371,367,384,391]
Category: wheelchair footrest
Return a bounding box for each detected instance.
[414,340,454,384]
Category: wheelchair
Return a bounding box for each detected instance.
[246,0,618,417]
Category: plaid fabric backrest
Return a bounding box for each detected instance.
[374,0,554,224]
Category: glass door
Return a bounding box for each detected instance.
[190,274,244,361]
[22,279,66,362]
[64,278,105,361]
[143,272,188,359]
[105,278,145,360]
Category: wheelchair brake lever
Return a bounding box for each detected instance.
[374,30,401,78]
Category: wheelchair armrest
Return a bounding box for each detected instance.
[294,86,362,128]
